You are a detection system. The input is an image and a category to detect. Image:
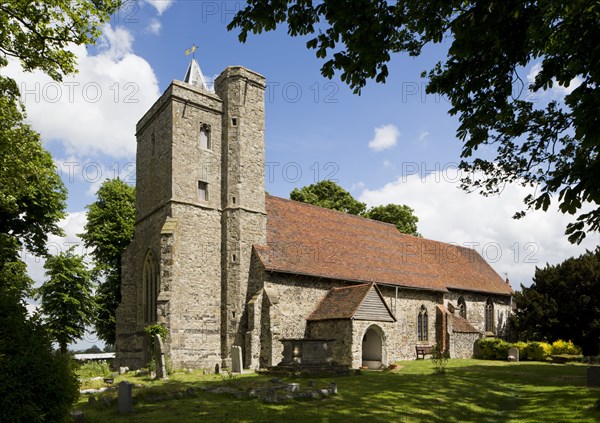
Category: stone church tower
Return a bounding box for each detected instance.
[116,60,267,369]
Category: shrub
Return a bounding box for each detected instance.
[144,324,169,373]
[76,360,112,379]
[524,341,552,361]
[550,340,582,356]
[0,296,79,422]
[476,337,512,360]
[582,356,600,365]
[430,346,450,374]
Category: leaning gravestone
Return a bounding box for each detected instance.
[508,347,519,362]
[231,345,243,373]
[118,381,133,414]
[154,334,168,380]
[588,366,600,387]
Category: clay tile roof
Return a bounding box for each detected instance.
[451,314,481,333]
[307,283,373,321]
[254,195,513,295]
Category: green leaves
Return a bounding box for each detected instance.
[290,180,367,215]
[363,203,420,236]
[0,0,120,81]
[0,76,67,257]
[290,180,420,235]
[512,249,600,356]
[36,247,95,354]
[228,0,600,243]
[80,178,135,345]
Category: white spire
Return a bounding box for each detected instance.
[183,58,209,90]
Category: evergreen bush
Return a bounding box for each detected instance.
[0,296,79,422]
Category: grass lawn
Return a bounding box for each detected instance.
[75,359,600,422]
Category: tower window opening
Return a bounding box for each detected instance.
[200,124,211,150]
[232,117,237,126]
[198,181,208,201]
[143,251,159,323]
[232,254,237,262]
[232,196,236,204]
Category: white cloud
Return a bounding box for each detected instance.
[147,18,162,34]
[25,302,39,317]
[359,172,599,289]
[368,124,400,151]
[6,24,160,158]
[418,131,429,142]
[145,0,174,15]
[527,62,582,97]
[383,159,393,168]
[526,62,543,85]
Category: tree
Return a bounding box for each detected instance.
[290,180,420,235]
[1,2,120,418]
[0,0,120,81]
[0,291,79,423]
[0,0,121,278]
[80,178,135,345]
[363,204,420,237]
[511,249,600,356]
[85,345,103,354]
[290,180,366,215]
[229,1,600,244]
[36,248,95,354]
[0,78,67,258]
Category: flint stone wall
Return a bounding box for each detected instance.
[444,290,512,336]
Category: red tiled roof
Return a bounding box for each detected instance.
[307,283,373,321]
[254,195,513,295]
[450,314,480,333]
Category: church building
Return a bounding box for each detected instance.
[115,61,513,371]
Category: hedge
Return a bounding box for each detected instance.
[475,338,582,361]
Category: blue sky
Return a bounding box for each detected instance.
[5,1,598,348]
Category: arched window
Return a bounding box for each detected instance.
[417,305,428,342]
[485,298,494,333]
[458,296,467,319]
[143,251,159,323]
[199,123,211,150]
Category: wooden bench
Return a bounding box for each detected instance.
[415,345,434,359]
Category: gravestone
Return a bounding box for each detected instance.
[588,366,600,387]
[118,381,133,414]
[508,347,519,362]
[214,363,220,374]
[329,383,338,394]
[231,345,243,373]
[154,334,168,380]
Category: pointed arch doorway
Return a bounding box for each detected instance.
[362,325,384,369]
